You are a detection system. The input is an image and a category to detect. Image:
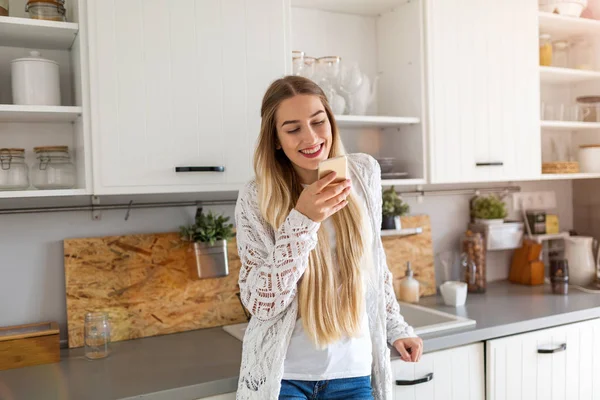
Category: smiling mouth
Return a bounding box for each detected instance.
[299,143,323,155]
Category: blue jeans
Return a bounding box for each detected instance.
[278,375,374,399]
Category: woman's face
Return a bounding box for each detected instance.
[275,94,332,183]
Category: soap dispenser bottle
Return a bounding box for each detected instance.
[398,262,420,303]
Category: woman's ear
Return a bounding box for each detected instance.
[275,141,281,150]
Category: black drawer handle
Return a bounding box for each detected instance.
[175,166,225,172]
[538,343,567,354]
[395,372,433,386]
[475,162,504,167]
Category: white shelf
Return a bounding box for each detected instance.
[528,232,570,242]
[0,189,88,199]
[335,115,420,128]
[291,0,402,16]
[541,120,600,131]
[0,16,78,50]
[381,178,426,186]
[540,66,600,84]
[380,227,423,237]
[0,105,83,123]
[539,12,600,41]
[540,172,600,180]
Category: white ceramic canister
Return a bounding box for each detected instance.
[578,145,600,173]
[11,51,61,106]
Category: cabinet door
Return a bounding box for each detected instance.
[426,0,540,183]
[87,0,288,195]
[392,342,484,400]
[487,318,600,400]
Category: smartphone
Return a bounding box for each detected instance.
[318,155,347,183]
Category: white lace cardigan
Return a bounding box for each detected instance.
[234,153,416,400]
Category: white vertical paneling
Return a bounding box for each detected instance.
[550,330,568,400]
[566,323,582,400]
[521,335,537,400]
[393,343,484,400]
[505,337,523,399]
[88,0,287,194]
[580,325,593,399]
[593,320,600,400]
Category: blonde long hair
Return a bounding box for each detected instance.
[254,76,372,348]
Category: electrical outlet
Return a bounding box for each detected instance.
[512,191,557,211]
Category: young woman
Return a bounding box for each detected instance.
[234,76,422,400]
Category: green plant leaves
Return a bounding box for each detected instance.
[472,194,507,220]
[179,210,234,245]
[382,186,410,218]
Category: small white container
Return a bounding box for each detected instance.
[11,51,61,106]
[578,145,600,173]
[440,281,468,307]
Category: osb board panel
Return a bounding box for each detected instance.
[382,215,436,297]
[64,214,435,348]
[64,234,247,348]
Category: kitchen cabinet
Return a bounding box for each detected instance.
[392,342,484,400]
[86,0,288,195]
[198,392,236,400]
[426,0,541,183]
[487,318,600,400]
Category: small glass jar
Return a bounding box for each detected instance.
[552,41,569,69]
[461,232,486,293]
[32,146,76,189]
[25,0,66,22]
[84,312,110,360]
[576,96,600,123]
[0,148,30,191]
[539,34,552,67]
[571,38,594,70]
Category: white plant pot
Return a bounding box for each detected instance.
[475,218,504,225]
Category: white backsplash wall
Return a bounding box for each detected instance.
[0,180,572,340]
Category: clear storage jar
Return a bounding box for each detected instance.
[461,232,486,293]
[26,0,66,21]
[84,312,110,360]
[0,148,30,191]
[32,146,76,189]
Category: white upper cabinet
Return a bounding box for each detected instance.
[87,0,288,195]
[426,0,541,183]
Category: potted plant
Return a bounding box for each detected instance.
[180,209,234,279]
[472,194,507,225]
[382,186,410,230]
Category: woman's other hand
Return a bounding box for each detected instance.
[294,172,351,222]
[393,337,423,362]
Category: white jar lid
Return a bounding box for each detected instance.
[11,51,58,65]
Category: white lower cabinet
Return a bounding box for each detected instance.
[391,342,485,400]
[487,318,600,400]
[198,392,236,400]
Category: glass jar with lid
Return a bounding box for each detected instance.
[32,146,76,189]
[26,0,66,21]
[571,38,594,70]
[552,40,570,69]
[0,148,30,191]
[539,34,552,66]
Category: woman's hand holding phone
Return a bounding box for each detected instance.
[294,172,351,223]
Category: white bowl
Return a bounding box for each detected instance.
[440,281,468,307]
[540,1,586,17]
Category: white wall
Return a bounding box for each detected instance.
[0,180,572,341]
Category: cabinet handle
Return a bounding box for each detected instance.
[175,166,225,172]
[395,372,433,386]
[475,162,504,167]
[538,343,567,354]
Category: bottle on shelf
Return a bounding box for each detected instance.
[539,33,553,67]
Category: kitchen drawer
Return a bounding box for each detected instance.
[391,342,484,400]
[487,318,600,400]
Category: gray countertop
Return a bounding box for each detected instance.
[3,281,600,400]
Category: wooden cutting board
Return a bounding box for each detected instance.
[64,215,434,348]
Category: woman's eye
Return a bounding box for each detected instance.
[287,127,300,133]
[313,119,325,125]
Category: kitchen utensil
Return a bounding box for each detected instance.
[0,148,29,190]
[84,312,110,359]
[564,235,597,286]
[576,96,600,122]
[539,34,553,66]
[440,281,468,306]
[539,0,587,17]
[11,51,61,106]
[26,0,66,21]
[32,146,76,189]
[0,322,60,371]
[578,144,600,172]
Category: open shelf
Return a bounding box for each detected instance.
[541,120,600,131]
[380,227,423,237]
[0,16,78,50]
[0,189,88,199]
[335,115,420,129]
[292,0,402,16]
[540,172,600,180]
[540,66,600,84]
[381,178,426,187]
[0,105,83,123]
[538,12,600,41]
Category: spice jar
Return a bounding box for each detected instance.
[539,34,552,66]
[84,312,110,360]
[0,148,30,191]
[461,231,486,293]
[26,0,66,21]
[31,146,76,189]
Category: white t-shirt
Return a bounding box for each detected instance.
[282,186,372,381]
